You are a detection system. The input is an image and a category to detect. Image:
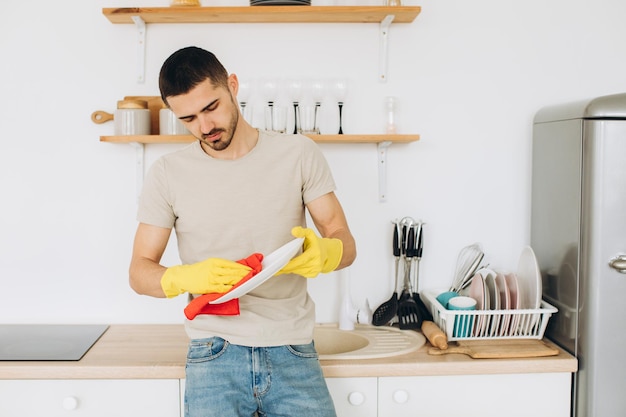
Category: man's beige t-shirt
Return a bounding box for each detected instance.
[137,131,336,346]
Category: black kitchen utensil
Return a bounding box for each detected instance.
[398,224,421,330]
[372,221,401,326]
[411,223,433,323]
[398,220,412,303]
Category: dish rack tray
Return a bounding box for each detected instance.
[421,290,557,341]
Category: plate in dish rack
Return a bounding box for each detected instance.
[495,271,510,335]
[468,272,487,336]
[517,246,542,310]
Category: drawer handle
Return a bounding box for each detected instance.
[609,255,626,273]
[348,391,365,406]
[62,396,79,411]
[392,389,409,404]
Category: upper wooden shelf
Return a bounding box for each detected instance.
[100,134,420,144]
[102,5,421,24]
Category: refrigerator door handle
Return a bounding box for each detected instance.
[609,254,626,273]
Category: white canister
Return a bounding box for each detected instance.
[114,100,151,136]
[159,108,190,135]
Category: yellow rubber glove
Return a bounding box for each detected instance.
[278,226,343,278]
[160,258,252,299]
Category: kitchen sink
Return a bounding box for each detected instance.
[313,323,426,360]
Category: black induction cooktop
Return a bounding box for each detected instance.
[0,324,109,361]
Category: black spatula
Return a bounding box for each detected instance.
[412,223,433,323]
[372,221,401,326]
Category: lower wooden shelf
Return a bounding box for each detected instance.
[100,133,419,203]
[99,134,419,144]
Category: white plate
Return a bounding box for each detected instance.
[483,270,500,311]
[468,272,486,336]
[210,237,304,304]
[504,272,521,334]
[480,269,499,336]
[517,246,542,310]
[468,272,485,310]
[496,272,510,310]
[505,272,520,310]
[495,271,510,335]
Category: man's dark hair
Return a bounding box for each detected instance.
[159,46,229,106]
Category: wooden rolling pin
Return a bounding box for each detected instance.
[421,320,448,350]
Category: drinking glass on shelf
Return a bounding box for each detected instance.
[259,78,280,132]
[332,78,348,134]
[265,102,288,134]
[310,78,325,106]
[385,96,397,134]
[304,78,325,135]
[287,78,303,134]
[297,103,318,135]
[238,79,253,125]
[259,77,279,104]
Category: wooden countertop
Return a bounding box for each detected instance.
[0,325,577,380]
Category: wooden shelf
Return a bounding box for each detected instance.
[102,6,421,24]
[102,5,421,82]
[100,134,420,144]
[95,99,420,144]
[99,5,422,201]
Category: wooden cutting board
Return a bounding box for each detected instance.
[428,339,559,359]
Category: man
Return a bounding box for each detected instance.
[129,46,356,417]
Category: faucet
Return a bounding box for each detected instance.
[338,268,372,331]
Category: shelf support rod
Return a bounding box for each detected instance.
[130,142,145,201]
[377,141,392,202]
[379,14,395,83]
[131,16,146,84]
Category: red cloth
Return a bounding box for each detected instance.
[184,253,264,319]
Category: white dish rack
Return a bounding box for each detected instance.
[421,290,557,341]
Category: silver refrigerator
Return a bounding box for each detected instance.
[531,92,626,417]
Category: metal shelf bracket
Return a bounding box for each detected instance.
[131,16,146,84]
[379,14,395,83]
[377,141,392,202]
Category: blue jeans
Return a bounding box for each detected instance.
[185,337,337,417]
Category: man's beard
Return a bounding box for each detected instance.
[198,97,240,152]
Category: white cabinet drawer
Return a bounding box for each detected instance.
[0,379,180,417]
[378,373,571,417]
[326,377,377,417]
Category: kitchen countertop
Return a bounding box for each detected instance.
[0,324,577,380]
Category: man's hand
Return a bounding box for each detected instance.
[160,258,252,298]
[277,226,343,278]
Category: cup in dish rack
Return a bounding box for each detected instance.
[448,296,477,338]
[436,291,458,309]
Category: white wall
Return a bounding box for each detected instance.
[1,0,625,324]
